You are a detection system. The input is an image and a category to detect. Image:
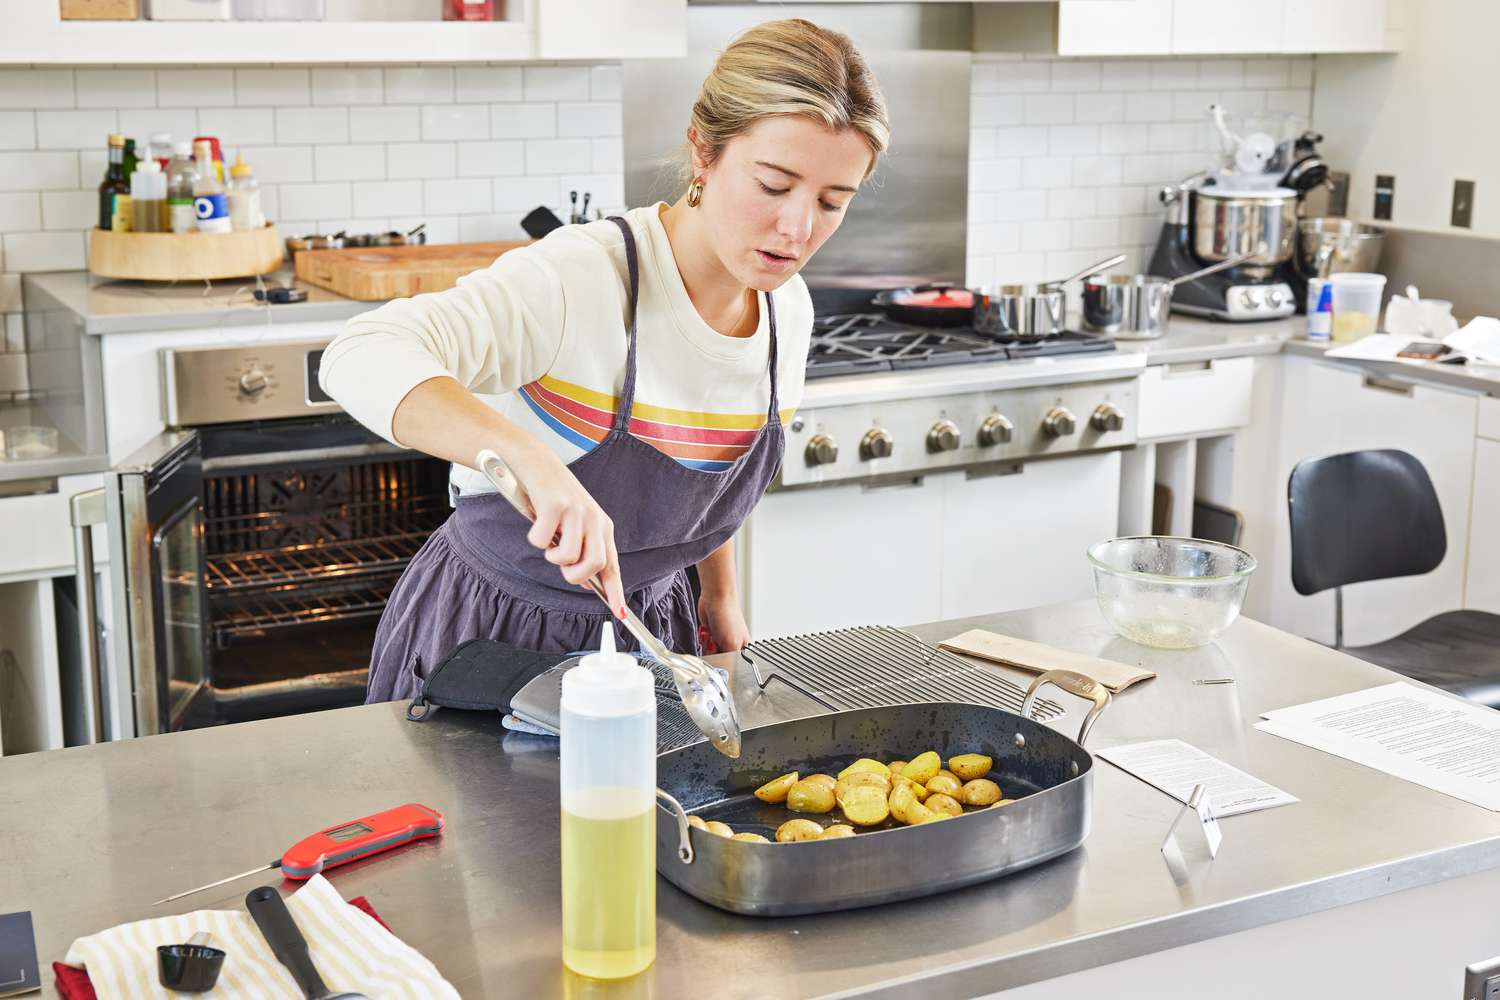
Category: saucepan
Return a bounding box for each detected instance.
[974,252,1127,339]
[1081,249,1258,339]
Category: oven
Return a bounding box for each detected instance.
[73,340,450,739]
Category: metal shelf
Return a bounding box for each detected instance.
[212,579,397,642]
[205,531,428,593]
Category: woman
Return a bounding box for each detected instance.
[320,19,890,703]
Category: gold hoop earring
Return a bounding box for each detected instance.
[687,179,704,208]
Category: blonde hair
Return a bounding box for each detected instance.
[688,19,890,181]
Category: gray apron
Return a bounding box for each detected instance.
[365,216,786,703]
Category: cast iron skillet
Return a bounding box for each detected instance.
[871,283,978,327]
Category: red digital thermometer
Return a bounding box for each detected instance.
[155,803,444,905]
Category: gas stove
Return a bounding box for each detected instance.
[806,313,1115,380]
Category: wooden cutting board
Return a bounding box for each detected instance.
[293,241,531,301]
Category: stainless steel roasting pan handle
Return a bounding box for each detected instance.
[1021,669,1112,747]
[656,788,694,864]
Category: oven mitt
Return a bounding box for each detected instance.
[406,639,565,721]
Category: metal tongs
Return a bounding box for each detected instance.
[476,449,743,757]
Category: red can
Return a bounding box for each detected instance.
[192,135,224,182]
[444,0,494,20]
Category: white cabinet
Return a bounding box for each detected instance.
[537,0,684,59]
[939,453,1119,620]
[1055,0,1401,55]
[1268,358,1477,645]
[1466,438,1500,615]
[1282,0,1397,53]
[1173,0,1284,54]
[1137,357,1254,442]
[1058,0,1174,56]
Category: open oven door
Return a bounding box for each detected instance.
[98,430,212,739]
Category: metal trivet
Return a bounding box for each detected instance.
[742,625,1064,720]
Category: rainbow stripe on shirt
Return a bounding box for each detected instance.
[518,374,794,472]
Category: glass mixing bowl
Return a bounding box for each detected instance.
[1087,536,1257,649]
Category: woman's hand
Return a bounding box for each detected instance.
[698,592,751,653]
[504,437,626,613]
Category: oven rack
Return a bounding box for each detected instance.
[205,530,429,593]
[211,578,398,641]
[204,502,447,555]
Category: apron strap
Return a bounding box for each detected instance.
[607,215,642,434]
[764,290,781,423]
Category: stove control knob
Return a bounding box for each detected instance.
[860,428,894,460]
[1042,406,1077,438]
[1090,403,1125,432]
[926,419,961,453]
[977,413,1014,447]
[805,433,838,466]
[238,368,269,397]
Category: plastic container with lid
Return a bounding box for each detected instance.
[559,626,656,980]
[1329,272,1387,341]
[146,0,230,18]
[227,153,264,232]
[232,0,324,18]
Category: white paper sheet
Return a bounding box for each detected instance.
[1324,333,1409,360]
[1097,738,1299,817]
[1444,316,1500,363]
[1255,682,1500,812]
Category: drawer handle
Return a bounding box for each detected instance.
[1362,374,1415,396]
[1163,361,1215,378]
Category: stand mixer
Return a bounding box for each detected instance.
[1148,105,1330,322]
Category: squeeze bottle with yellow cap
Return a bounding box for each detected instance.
[559,625,656,979]
[227,153,263,232]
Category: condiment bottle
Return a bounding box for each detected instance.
[559,626,656,980]
[227,153,263,232]
[130,157,165,233]
[98,133,131,232]
[166,141,199,234]
[192,139,231,234]
[148,130,174,170]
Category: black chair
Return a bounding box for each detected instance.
[1288,448,1500,708]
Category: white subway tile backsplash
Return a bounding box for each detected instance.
[257,185,279,222]
[421,104,488,142]
[1075,92,1125,124]
[120,109,199,145]
[990,252,1047,283]
[0,194,40,233]
[492,175,561,212]
[1121,153,1173,185]
[459,212,526,242]
[1073,155,1123,187]
[37,110,117,151]
[457,67,524,103]
[388,142,456,179]
[969,192,996,225]
[459,140,524,177]
[970,222,1019,254]
[590,65,622,102]
[592,137,623,173]
[525,138,591,174]
[1169,151,1208,177]
[1243,58,1290,89]
[1265,88,1311,116]
[1050,61,1101,93]
[1097,185,1147,216]
[385,68,454,105]
[993,127,1049,157]
[0,277,22,319]
[1149,60,1197,92]
[1023,94,1074,126]
[80,149,105,182]
[557,103,621,138]
[353,180,422,217]
[492,103,556,140]
[1048,125,1098,156]
[410,215,459,245]
[523,66,590,102]
[971,159,1021,193]
[1047,188,1096,220]
[1022,156,1072,190]
[970,129,996,160]
[5,232,84,272]
[211,108,277,146]
[1231,89,1267,111]
[972,96,1023,128]
[350,106,419,143]
[1288,59,1313,87]
[1021,220,1070,252]
[992,190,1046,222]
[1123,214,1165,246]
[279,182,352,220]
[315,144,384,182]
[277,107,349,145]
[974,61,1050,94]
[424,178,491,215]
[1100,123,1150,154]
[1197,60,1244,88]
[242,145,316,184]
[555,174,623,214]
[1148,122,1198,153]
[158,69,235,108]
[40,191,94,231]
[311,68,384,107]
[236,69,310,107]
[76,70,154,109]
[0,70,73,110]
[0,112,35,151]
[0,152,79,192]
[1100,60,1151,91]
[1125,92,1173,122]
[1070,217,1119,249]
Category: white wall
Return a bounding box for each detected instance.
[1314,0,1495,235]
[966,54,1315,288]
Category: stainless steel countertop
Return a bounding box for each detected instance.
[11,600,1500,998]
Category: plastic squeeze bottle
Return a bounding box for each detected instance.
[130,158,165,233]
[227,154,263,232]
[559,626,656,980]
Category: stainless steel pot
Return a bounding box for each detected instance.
[1295,217,1384,279]
[973,284,1066,338]
[1191,187,1297,271]
[654,671,1110,916]
[1082,251,1258,339]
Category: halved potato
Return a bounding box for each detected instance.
[804,773,837,792]
[891,773,929,802]
[787,778,836,814]
[904,798,936,825]
[731,832,770,843]
[835,771,890,804]
[888,760,908,777]
[925,773,961,797]
[754,771,798,804]
[936,768,958,783]
[687,814,707,830]
[837,758,891,780]
[704,821,734,838]
[960,778,1002,807]
[820,824,856,840]
[904,751,941,785]
[888,780,918,824]
[991,798,1017,807]
[949,753,994,781]
[776,818,826,843]
[926,792,963,817]
[841,785,890,826]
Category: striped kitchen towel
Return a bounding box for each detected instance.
[59,874,457,998]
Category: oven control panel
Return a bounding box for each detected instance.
[162,339,342,426]
[780,377,1139,489]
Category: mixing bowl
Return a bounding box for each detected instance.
[1087,536,1257,649]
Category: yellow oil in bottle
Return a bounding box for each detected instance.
[561,788,655,979]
